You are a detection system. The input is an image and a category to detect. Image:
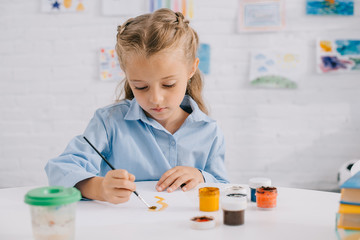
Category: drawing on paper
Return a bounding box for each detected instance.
[238,0,285,32]
[306,0,354,15]
[41,0,85,12]
[149,196,168,212]
[197,43,210,75]
[249,51,301,89]
[99,48,125,81]
[317,39,360,73]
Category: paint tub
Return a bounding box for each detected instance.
[199,187,220,212]
[224,185,247,196]
[222,193,247,226]
[249,178,271,202]
[190,216,216,230]
[24,186,81,240]
[256,186,278,209]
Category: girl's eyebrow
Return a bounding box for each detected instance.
[161,75,177,80]
[130,75,176,82]
[129,79,145,82]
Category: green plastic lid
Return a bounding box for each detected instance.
[24,186,81,206]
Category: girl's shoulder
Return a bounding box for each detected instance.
[95,99,132,120]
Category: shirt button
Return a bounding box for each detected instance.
[171,141,176,146]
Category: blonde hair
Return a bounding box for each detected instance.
[115,8,208,114]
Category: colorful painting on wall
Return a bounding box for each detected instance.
[238,0,285,32]
[249,51,301,89]
[41,0,86,12]
[306,0,354,16]
[317,39,360,73]
[99,48,125,81]
[149,0,194,19]
[197,43,210,75]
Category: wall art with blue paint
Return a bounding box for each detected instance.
[306,0,354,16]
[317,39,360,73]
[249,51,302,89]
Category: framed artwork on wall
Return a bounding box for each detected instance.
[306,0,354,16]
[317,39,360,73]
[238,0,285,32]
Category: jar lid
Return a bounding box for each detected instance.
[249,177,271,188]
[199,187,219,196]
[225,185,247,195]
[190,216,216,230]
[256,186,278,194]
[221,193,247,211]
[24,186,81,206]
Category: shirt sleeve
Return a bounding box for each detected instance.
[200,126,229,184]
[45,109,111,187]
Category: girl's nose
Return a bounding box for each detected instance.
[149,87,164,104]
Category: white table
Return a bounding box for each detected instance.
[0,181,340,240]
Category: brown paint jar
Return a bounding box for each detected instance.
[221,193,247,226]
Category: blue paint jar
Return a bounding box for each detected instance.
[248,178,271,202]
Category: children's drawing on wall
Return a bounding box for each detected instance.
[197,43,210,75]
[238,0,285,32]
[306,0,354,15]
[102,0,145,16]
[99,48,125,82]
[249,51,301,89]
[41,0,85,12]
[317,39,360,73]
[149,0,194,19]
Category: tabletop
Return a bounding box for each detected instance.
[0,181,340,240]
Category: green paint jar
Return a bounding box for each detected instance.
[24,186,81,240]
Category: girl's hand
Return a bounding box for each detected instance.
[101,169,136,204]
[156,166,204,193]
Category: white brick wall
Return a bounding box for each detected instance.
[1,0,360,191]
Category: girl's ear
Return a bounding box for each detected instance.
[189,58,199,78]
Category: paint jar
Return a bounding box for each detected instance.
[224,185,247,196]
[24,186,81,240]
[249,178,271,202]
[256,186,278,209]
[199,187,220,212]
[221,193,247,226]
[190,216,216,230]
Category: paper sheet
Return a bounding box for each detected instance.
[76,181,201,226]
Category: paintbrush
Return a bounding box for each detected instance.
[83,136,155,209]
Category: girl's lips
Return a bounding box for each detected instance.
[152,107,165,112]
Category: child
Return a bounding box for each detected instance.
[45,8,229,204]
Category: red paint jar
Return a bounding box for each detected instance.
[256,186,277,209]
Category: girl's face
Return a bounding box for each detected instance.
[125,50,198,126]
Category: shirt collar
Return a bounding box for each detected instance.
[124,95,214,124]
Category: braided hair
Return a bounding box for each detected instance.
[115,8,208,115]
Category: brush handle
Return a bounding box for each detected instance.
[83,136,151,208]
[83,136,115,170]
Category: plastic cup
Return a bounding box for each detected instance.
[24,186,81,240]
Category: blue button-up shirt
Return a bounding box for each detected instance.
[45,95,229,187]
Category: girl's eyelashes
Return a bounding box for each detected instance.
[135,86,148,90]
[163,83,175,88]
[134,84,176,90]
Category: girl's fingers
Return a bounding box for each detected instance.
[108,178,136,191]
[166,175,188,193]
[156,168,178,191]
[180,179,197,192]
[110,169,130,179]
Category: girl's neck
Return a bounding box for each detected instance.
[157,108,189,135]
